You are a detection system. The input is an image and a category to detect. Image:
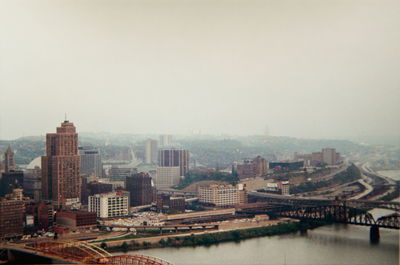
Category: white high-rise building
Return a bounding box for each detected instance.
[88,191,129,218]
[145,139,158,164]
[159,135,173,147]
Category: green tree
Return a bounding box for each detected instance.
[121,242,129,251]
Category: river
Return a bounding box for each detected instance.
[117,170,399,265]
[117,222,398,265]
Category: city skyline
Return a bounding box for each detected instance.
[0,1,398,264]
[0,0,399,141]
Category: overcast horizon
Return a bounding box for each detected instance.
[1,0,399,142]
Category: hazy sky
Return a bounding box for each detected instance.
[1,0,399,140]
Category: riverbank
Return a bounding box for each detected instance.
[102,221,326,253]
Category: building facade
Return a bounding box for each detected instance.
[79,146,103,177]
[0,198,24,239]
[145,139,158,164]
[280,181,290,195]
[88,191,129,218]
[198,184,240,207]
[159,135,173,147]
[4,146,16,173]
[108,165,137,181]
[294,148,341,167]
[156,194,185,213]
[158,149,189,176]
[269,161,304,171]
[236,156,268,179]
[126,172,155,206]
[56,211,97,228]
[154,166,181,188]
[41,120,81,206]
[322,148,337,166]
[23,166,42,201]
[0,170,24,198]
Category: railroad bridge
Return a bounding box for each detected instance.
[0,241,171,264]
[247,192,400,240]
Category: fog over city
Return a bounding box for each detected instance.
[1,0,399,141]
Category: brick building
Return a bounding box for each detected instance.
[126,172,155,206]
[236,156,268,179]
[294,148,341,167]
[56,211,97,228]
[0,198,24,239]
[156,194,185,213]
[42,120,81,206]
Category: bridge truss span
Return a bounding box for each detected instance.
[21,241,172,265]
[277,205,400,229]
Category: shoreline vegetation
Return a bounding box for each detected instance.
[101,221,327,253]
[380,182,400,201]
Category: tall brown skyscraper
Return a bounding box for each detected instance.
[41,120,80,206]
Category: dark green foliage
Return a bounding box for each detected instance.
[175,171,240,190]
[106,221,324,252]
[121,242,129,251]
[142,241,151,247]
[161,222,322,248]
[380,184,400,201]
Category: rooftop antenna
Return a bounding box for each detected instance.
[64,113,68,122]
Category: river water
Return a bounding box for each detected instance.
[119,170,399,265]
[120,224,398,265]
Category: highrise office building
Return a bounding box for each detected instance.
[159,135,172,147]
[158,149,189,176]
[79,146,103,177]
[322,148,337,166]
[145,139,158,164]
[41,120,81,206]
[4,146,16,173]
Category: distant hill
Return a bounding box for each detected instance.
[0,133,373,166]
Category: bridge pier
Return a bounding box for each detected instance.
[370,225,380,243]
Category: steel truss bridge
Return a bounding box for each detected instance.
[248,192,400,231]
[1,241,172,264]
[276,204,399,229]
